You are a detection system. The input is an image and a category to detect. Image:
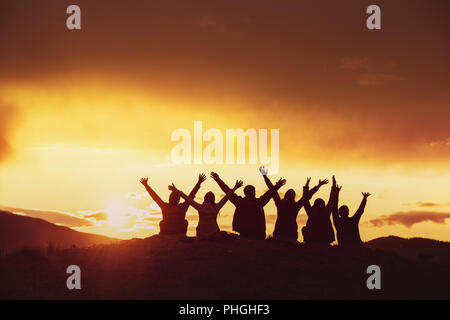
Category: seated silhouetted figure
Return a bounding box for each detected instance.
[169,180,243,239]
[301,177,336,245]
[331,176,370,247]
[261,167,325,242]
[211,171,283,240]
[140,174,205,236]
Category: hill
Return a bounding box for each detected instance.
[366,235,450,263]
[0,234,449,299]
[0,210,117,252]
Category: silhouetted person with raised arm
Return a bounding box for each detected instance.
[331,176,370,247]
[169,180,243,239]
[140,174,206,236]
[210,171,284,240]
[301,177,336,245]
[260,167,324,242]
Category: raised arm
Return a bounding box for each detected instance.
[187,173,206,199]
[169,184,202,211]
[259,166,284,206]
[302,177,329,215]
[210,172,239,204]
[140,177,165,209]
[354,192,370,221]
[330,176,342,223]
[210,172,231,193]
[297,177,328,207]
[216,180,243,210]
[317,177,336,210]
[177,173,206,210]
[309,179,328,200]
[302,178,313,216]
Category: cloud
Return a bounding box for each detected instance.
[339,57,372,71]
[356,72,402,86]
[126,192,142,200]
[84,211,109,221]
[339,57,402,86]
[199,15,225,32]
[416,202,449,208]
[0,1,449,170]
[370,211,450,228]
[0,101,17,162]
[143,216,163,222]
[0,205,92,227]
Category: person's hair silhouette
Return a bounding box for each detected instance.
[301,177,336,245]
[260,167,323,242]
[331,176,370,247]
[169,180,243,239]
[210,171,283,240]
[140,174,205,236]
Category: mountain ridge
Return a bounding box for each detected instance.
[0,210,117,252]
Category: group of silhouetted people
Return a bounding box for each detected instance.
[140,167,370,247]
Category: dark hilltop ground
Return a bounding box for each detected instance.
[1,234,449,300]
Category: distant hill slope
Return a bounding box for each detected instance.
[366,235,450,263]
[0,210,117,252]
[0,234,449,299]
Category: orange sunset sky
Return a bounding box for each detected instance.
[0,0,449,241]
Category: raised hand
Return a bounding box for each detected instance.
[234,180,244,190]
[140,177,149,186]
[319,178,329,186]
[276,177,286,187]
[168,183,179,192]
[210,172,220,180]
[362,192,371,198]
[259,166,269,176]
[332,176,341,193]
[303,177,311,193]
[198,173,206,183]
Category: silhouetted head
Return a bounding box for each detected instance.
[243,185,256,198]
[283,189,296,202]
[169,191,180,205]
[204,191,215,204]
[313,198,326,210]
[339,205,350,218]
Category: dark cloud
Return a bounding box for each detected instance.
[339,57,403,86]
[0,0,449,166]
[356,72,402,86]
[339,57,372,71]
[0,205,92,227]
[370,211,450,228]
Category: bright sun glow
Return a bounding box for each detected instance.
[105,200,129,226]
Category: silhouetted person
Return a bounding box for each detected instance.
[331,176,370,247]
[140,174,205,236]
[169,180,243,239]
[210,171,283,240]
[301,177,336,245]
[261,167,324,242]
